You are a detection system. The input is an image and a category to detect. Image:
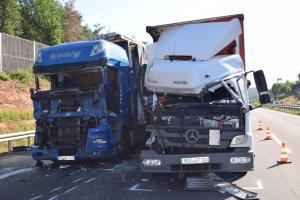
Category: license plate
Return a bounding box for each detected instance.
[181,156,210,164]
[57,156,75,161]
[209,129,220,145]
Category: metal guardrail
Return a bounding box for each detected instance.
[0,130,35,152]
[268,104,300,113]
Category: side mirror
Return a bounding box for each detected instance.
[30,88,35,96]
[254,70,271,104]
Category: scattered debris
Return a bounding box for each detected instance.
[59,165,71,169]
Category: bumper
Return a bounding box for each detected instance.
[140,150,254,173]
[31,146,117,161]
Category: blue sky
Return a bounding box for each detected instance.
[74,0,300,86]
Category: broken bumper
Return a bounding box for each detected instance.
[140,150,254,173]
[31,146,117,161]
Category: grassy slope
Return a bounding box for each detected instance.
[0,69,40,134]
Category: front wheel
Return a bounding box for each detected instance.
[117,129,131,159]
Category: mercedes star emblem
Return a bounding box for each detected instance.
[185,129,200,144]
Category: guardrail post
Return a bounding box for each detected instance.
[7,141,11,152]
[27,137,30,147]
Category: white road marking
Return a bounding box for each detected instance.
[99,168,114,171]
[72,178,84,183]
[113,163,122,169]
[64,186,79,194]
[48,195,58,200]
[50,186,63,193]
[129,183,152,192]
[244,180,263,190]
[271,132,292,154]
[0,168,33,180]
[29,195,42,200]
[85,178,96,183]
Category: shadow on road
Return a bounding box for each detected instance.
[257,138,272,142]
[267,163,282,169]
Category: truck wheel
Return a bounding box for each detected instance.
[35,160,44,168]
[117,130,131,159]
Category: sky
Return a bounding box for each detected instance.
[74,0,300,87]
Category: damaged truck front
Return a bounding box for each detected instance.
[31,37,147,161]
[140,14,270,180]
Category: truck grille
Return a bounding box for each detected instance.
[45,117,87,149]
[150,126,241,149]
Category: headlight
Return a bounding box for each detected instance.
[93,138,107,144]
[230,135,245,145]
[142,159,161,166]
[230,157,251,164]
[90,43,104,56]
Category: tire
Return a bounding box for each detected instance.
[117,129,131,159]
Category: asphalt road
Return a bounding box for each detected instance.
[0,108,299,200]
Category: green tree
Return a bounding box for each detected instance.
[19,0,64,45]
[79,24,94,40]
[283,81,293,95]
[298,73,300,81]
[271,83,283,98]
[0,0,22,36]
[93,23,105,38]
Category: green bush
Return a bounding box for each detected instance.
[0,71,10,81]
[0,110,33,122]
[8,68,34,85]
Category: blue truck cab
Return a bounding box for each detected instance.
[31,36,148,161]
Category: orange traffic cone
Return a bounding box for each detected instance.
[265,127,272,140]
[277,142,292,164]
[257,121,263,131]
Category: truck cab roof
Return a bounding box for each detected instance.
[146,14,245,66]
[33,39,129,74]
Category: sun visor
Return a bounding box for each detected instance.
[151,19,242,61]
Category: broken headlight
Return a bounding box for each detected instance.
[230,135,245,145]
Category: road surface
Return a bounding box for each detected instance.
[0,108,299,200]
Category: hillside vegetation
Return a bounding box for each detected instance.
[0,69,49,134]
[271,74,300,104]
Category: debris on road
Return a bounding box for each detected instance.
[185,174,259,199]
[215,183,259,200]
[59,165,71,169]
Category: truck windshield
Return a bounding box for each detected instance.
[36,70,103,91]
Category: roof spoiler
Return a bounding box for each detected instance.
[146,14,244,42]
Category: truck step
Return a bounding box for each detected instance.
[184,176,215,192]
